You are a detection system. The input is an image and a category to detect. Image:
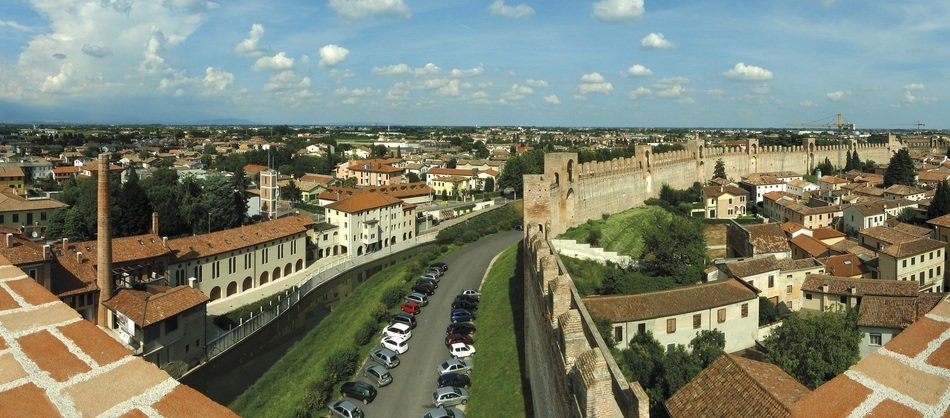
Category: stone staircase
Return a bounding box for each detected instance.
[550,239,636,268]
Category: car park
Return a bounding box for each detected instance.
[451,299,478,311]
[401,301,421,315]
[404,292,429,307]
[363,364,393,387]
[437,373,471,389]
[445,333,474,347]
[446,322,476,336]
[416,278,438,289]
[369,347,400,369]
[450,309,475,323]
[389,313,417,330]
[329,400,364,418]
[412,282,435,296]
[432,386,470,407]
[437,358,474,375]
[449,343,476,358]
[422,406,465,418]
[459,288,480,299]
[340,381,377,404]
[382,323,413,340]
[381,336,409,354]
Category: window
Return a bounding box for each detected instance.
[613,326,623,343]
[41,211,48,221]
[26,213,33,224]
[637,323,646,335]
[717,309,726,323]
[12,214,18,223]
[931,251,934,260]
[870,333,882,346]
[693,314,701,329]
[840,295,848,304]
[666,319,676,334]
[165,316,178,333]
[786,285,793,294]
[768,275,774,288]
[741,303,749,317]
[0,215,3,223]
[903,259,907,268]
[144,325,160,341]
[805,293,813,300]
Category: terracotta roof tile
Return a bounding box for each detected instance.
[791,376,872,418]
[801,274,919,297]
[58,320,130,366]
[818,254,870,277]
[926,213,950,228]
[0,383,62,417]
[319,182,432,202]
[17,330,91,382]
[153,385,238,418]
[859,226,919,245]
[857,295,930,328]
[0,188,66,212]
[887,221,932,237]
[0,236,48,265]
[812,227,845,241]
[775,257,823,271]
[879,237,944,258]
[746,223,792,254]
[725,255,779,278]
[884,316,949,358]
[790,234,830,257]
[582,278,758,322]
[325,191,403,213]
[866,400,922,418]
[103,285,209,327]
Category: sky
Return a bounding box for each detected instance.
[0,0,947,128]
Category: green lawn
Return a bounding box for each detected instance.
[558,205,671,258]
[229,248,439,417]
[466,243,527,418]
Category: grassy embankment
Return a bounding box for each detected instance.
[557,205,671,258]
[466,243,527,418]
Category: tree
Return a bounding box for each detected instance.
[844,150,853,171]
[142,168,188,236]
[850,149,861,170]
[883,148,916,187]
[202,173,243,231]
[643,214,707,283]
[483,177,495,193]
[764,310,861,389]
[281,180,302,204]
[815,157,834,177]
[896,207,917,223]
[46,208,68,240]
[446,158,457,169]
[713,159,727,179]
[232,166,249,224]
[928,180,950,219]
[660,344,702,398]
[498,155,528,194]
[759,296,780,326]
[406,172,420,183]
[114,169,153,237]
[689,329,725,368]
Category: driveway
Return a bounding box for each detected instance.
[356,230,522,417]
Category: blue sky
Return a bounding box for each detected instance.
[0,0,947,128]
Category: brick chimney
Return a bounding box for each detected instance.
[96,153,113,326]
[151,211,159,235]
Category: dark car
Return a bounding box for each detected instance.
[513,224,524,231]
[401,302,421,315]
[416,278,438,289]
[453,294,479,305]
[446,322,476,336]
[445,333,474,347]
[438,372,472,389]
[413,283,435,296]
[431,262,448,273]
[451,300,478,311]
[340,381,377,404]
[389,313,417,329]
[450,309,475,323]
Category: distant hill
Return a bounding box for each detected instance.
[192,118,258,125]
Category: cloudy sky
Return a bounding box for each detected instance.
[0,0,947,127]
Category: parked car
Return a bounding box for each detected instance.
[432,386,470,407]
[445,333,474,347]
[453,294,479,306]
[427,267,444,277]
[381,336,409,354]
[449,343,476,358]
[437,358,474,376]
[513,224,524,231]
[446,322,476,336]
[369,347,400,369]
[416,278,438,289]
[329,400,364,418]
[340,381,377,404]
[450,309,475,323]
[431,262,448,273]
[412,282,435,296]
[401,301,421,315]
[420,272,440,282]
[451,299,478,311]
[405,292,429,307]
[437,372,471,389]
[383,323,413,340]
[422,406,465,418]
[390,313,417,330]
[459,288,480,299]
[363,364,393,387]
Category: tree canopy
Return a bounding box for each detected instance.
[713,159,727,179]
[883,149,916,187]
[928,180,950,219]
[763,310,861,389]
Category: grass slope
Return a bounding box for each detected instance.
[558,206,671,258]
[466,243,527,418]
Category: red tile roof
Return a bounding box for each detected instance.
[102,285,209,327]
[325,191,403,213]
[582,278,758,322]
[167,215,313,261]
[790,234,830,257]
[818,254,870,277]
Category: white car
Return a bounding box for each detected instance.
[459,289,480,299]
[448,343,476,358]
[381,336,409,354]
[382,323,413,340]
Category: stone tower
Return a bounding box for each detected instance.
[96,153,112,326]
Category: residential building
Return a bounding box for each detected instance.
[916,171,950,187]
[52,165,82,182]
[702,185,748,219]
[786,179,819,198]
[842,200,917,236]
[0,232,54,289]
[883,184,926,201]
[726,221,791,260]
[856,293,945,358]
[739,174,787,203]
[0,166,25,192]
[819,253,872,278]
[762,192,843,229]
[336,159,404,186]
[318,182,433,206]
[426,167,494,197]
[583,278,759,353]
[926,213,950,243]
[817,175,850,191]
[789,234,831,259]
[0,187,66,239]
[102,285,209,375]
[800,274,918,312]
[876,237,944,292]
[724,255,823,312]
[324,192,416,257]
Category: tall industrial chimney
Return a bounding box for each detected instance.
[151,211,159,235]
[96,153,113,326]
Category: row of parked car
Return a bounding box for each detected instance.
[428,287,481,415]
[331,262,472,418]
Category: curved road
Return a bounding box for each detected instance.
[357,230,522,417]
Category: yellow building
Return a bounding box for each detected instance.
[0,166,25,193]
[0,187,66,239]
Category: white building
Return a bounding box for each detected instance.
[739,174,788,204]
[786,179,820,198]
[325,192,417,256]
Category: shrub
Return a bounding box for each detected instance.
[305,379,333,412]
[322,348,359,382]
[353,318,378,346]
[381,284,404,308]
[462,230,480,242]
[586,228,602,246]
[371,303,390,322]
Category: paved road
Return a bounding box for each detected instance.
[356,230,522,417]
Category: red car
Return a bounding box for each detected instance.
[445,333,474,347]
[401,301,421,315]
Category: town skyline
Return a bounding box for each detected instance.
[1,1,947,128]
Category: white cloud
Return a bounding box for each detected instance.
[264,71,310,92]
[578,72,613,95]
[724,62,773,81]
[415,63,441,76]
[904,83,925,91]
[328,0,410,20]
[592,0,644,22]
[502,83,534,101]
[329,69,355,79]
[335,86,380,97]
[373,63,412,76]
[437,79,462,96]
[489,0,534,19]
[450,64,484,77]
[627,86,651,100]
[826,90,847,101]
[904,90,916,104]
[544,94,561,105]
[202,67,234,93]
[653,77,688,98]
[386,82,411,100]
[318,44,350,68]
[472,91,489,99]
[751,83,771,95]
[253,52,294,71]
[800,100,818,107]
[81,44,112,58]
[626,64,652,77]
[0,19,32,32]
[41,63,75,93]
[235,23,265,57]
[525,79,548,88]
[640,32,675,49]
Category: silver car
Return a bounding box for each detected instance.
[437,358,473,376]
[432,386,470,407]
[363,364,393,387]
[405,292,429,307]
[330,400,363,418]
[422,406,465,418]
[370,347,400,369]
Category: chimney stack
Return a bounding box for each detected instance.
[5,233,11,248]
[96,153,113,326]
[151,212,159,235]
[62,237,68,249]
